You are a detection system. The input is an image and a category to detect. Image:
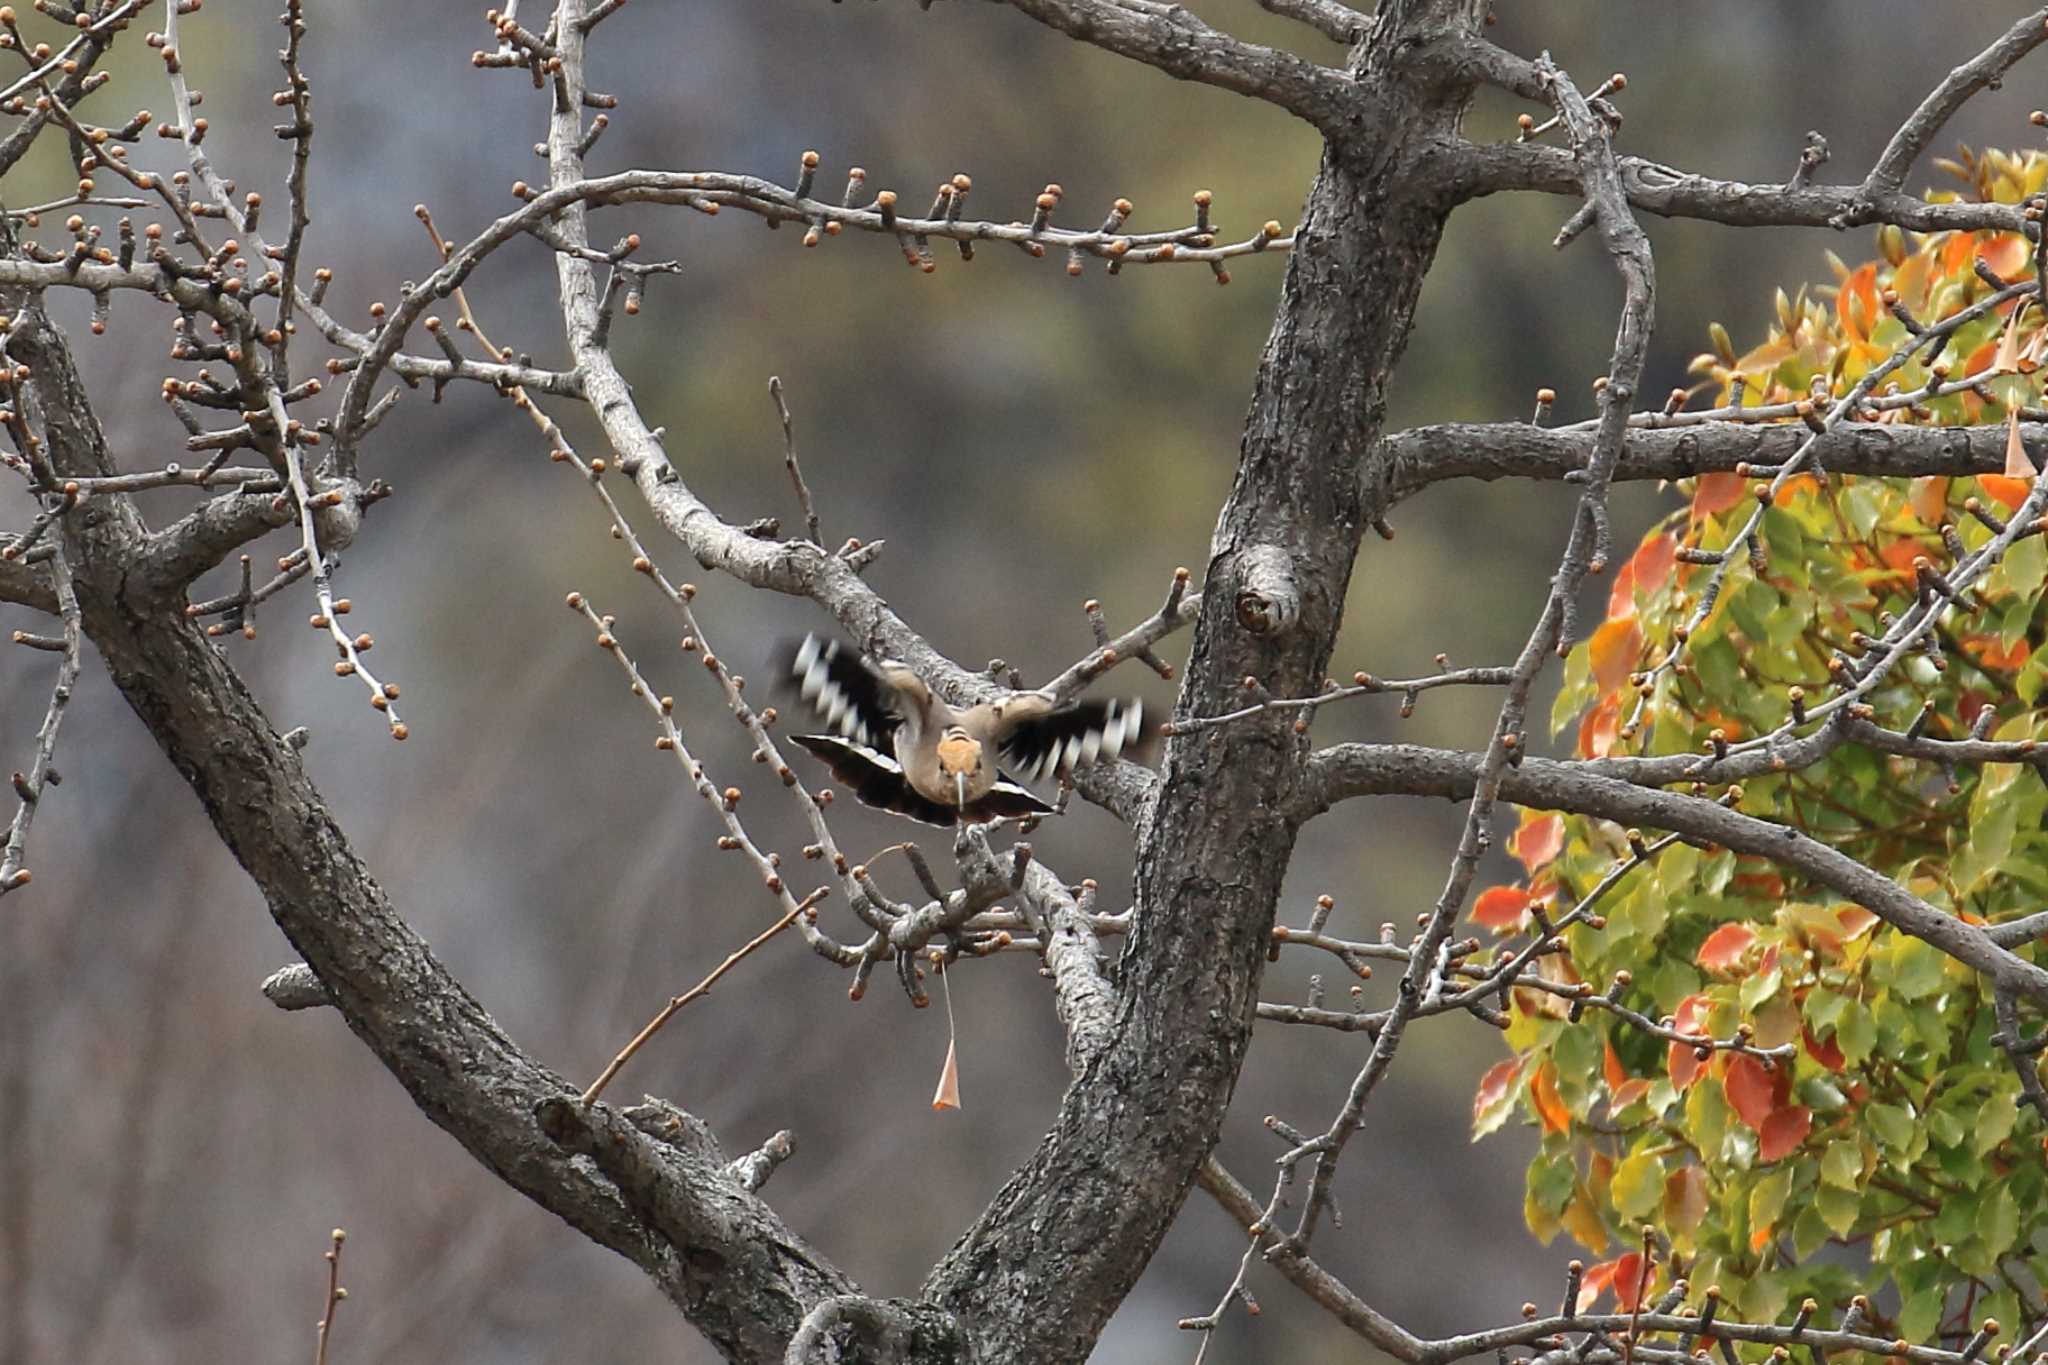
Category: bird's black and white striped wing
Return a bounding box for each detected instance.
[776,634,901,748]
[1000,698,1150,783]
[788,734,1052,826]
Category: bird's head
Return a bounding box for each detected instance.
[936,727,982,806]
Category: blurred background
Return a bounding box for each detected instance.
[0,3,2041,1360]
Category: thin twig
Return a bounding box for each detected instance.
[582,888,825,1104]
[767,375,820,547]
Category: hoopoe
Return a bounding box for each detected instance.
[775,633,1153,825]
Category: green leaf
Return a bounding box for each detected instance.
[1866,1102,1916,1154]
[1820,1139,1862,1189]
[1991,521,2048,597]
[1528,1149,1575,1215]
[1815,1183,1861,1237]
[1974,1093,2020,1156]
[1934,1191,1978,1245]
[1954,796,2019,898]
[1887,937,1952,1002]
[1688,1075,1731,1159]
[1980,1186,2021,1258]
[1613,1150,1664,1220]
[1803,988,1850,1032]
[1739,963,1783,1012]
[1837,1002,1878,1066]
[1898,1282,1946,1345]
[1749,1165,1792,1231]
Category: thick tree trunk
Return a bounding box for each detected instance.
[920,7,1489,1359]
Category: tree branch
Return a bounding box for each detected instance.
[988,0,1358,134]
[1297,742,2048,1002]
[0,555,55,613]
[1380,420,2043,504]
[9,291,853,1364]
[1864,7,2048,195]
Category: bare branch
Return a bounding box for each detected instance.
[1255,0,1366,46]
[1864,7,2048,195]
[988,0,1356,133]
[1381,419,2046,504]
[0,538,80,897]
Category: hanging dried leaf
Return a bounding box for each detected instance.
[2005,408,2037,479]
[932,1039,961,1111]
[1995,299,2028,374]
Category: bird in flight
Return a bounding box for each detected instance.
[776,633,1154,825]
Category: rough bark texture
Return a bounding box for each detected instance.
[9,297,856,1364]
[917,4,1489,1359]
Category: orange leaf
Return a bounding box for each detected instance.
[1603,1040,1627,1091]
[1588,618,1642,692]
[931,1039,961,1111]
[1609,1079,1650,1111]
[1837,905,1878,941]
[1983,231,2031,281]
[1772,472,1820,507]
[1511,814,1564,872]
[1723,1054,1777,1132]
[2006,408,2038,478]
[1668,994,1712,1091]
[1578,693,1622,759]
[1837,262,1878,341]
[1529,1060,1571,1135]
[1758,1104,1813,1162]
[1691,471,1746,520]
[1473,885,1533,932]
[1979,473,2033,510]
[1963,633,2032,672]
[1696,922,1758,972]
[1908,476,1951,528]
[1473,1058,1521,1124]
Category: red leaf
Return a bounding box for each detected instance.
[1696,922,1758,972]
[1758,1104,1813,1162]
[1511,815,1564,872]
[1723,1054,1777,1132]
[1473,1058,1521,1124]
[1803,1025,1845,1072]
[1608,533,1678,619]
[1577,1258,1620,1313]
[1473,885,1533,932]
[1610,1251,1649,1312]
[1667,994,1713,1091]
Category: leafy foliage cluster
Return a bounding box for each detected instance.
[1475,149,2048,1340]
